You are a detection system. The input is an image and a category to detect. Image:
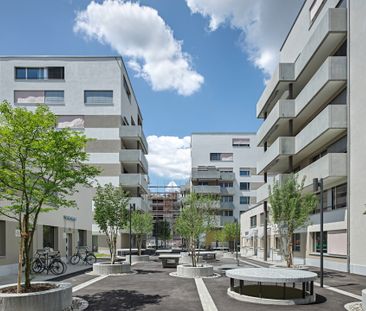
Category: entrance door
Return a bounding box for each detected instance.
[67,233,73,258]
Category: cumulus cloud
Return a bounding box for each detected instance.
[146,136,191,181]
[185,0,303,78]
[74,0,204,96]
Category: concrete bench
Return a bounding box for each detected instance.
[159,254,181,268]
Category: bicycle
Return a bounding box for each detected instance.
[70,246,97,265]
[31,248,66,275]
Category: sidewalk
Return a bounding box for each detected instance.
[0,263,92,286]
[239,255,366,297]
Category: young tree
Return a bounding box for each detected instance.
[269,174,317,267]
[222,223,240,252]
[175,193,216,267]
[131,211,153,256]
[156,219,171,248]
[0,102,99,292]
[93,184,129,264]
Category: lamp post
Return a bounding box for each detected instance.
[313,178,324,287]
[129,203,135,265]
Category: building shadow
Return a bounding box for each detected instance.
[79,289,166,310]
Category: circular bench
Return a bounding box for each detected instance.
[226,268,317,305]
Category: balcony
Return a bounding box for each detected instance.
[129,197,150,211]
[257,137,295,174]
[256,153,346,202]
[192,168,220,180]
[120,125,148,154]
[220,187,235,195]
[120,150,148,174]
[192,185,221,195]
[294,105,347,159]
[119,174,149,194]
[213,216,234,227]
[256,8,347,118]
[220,202,235,209]
[220,172,235,181]
[257,56,346,147]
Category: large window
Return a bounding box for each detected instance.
[292,233,301,252]
[314,183,347,213]
[78,230,87,247]
[210,153,233,162]
[15,67,64,80]
[240,182,250,191]
[312,231,327,253]
[250,216,257,228]
[14,90,64,105]
[43,225,57,249]
[221,196,233,203]
[240,196,250,205]
[123,76,131,102]
[239,168,250,176]
[232,138,250,147]
[219,182,233,188]
[0,221,5,256]
[84,91,113,105]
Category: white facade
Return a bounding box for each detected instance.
[191,133,263,224]
[0,56,149,272]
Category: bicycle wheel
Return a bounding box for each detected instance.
[50,259,65,275]
[31,258,45,273]
[86,254,97,265]
[70,255,80,265]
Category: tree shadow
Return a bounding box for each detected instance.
[135,269,165,275]
[79,289,166,310]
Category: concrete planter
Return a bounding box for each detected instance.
[362,289,366,309]
[0,282,72,311]
[93,262,131,275]
[126,255,149,264]
[176,264,214,278]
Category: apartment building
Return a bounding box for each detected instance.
[0,56,149,273]
[191,133,263,227]
[241,0,366,275]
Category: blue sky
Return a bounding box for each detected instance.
[0,0,303,186]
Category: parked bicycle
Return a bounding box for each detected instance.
[70,246,97,265]
[31,248,67,275]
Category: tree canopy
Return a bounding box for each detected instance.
[131,211,153,256]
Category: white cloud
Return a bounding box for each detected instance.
[146,135,191,181]
[74,0,204,96]
[185,0,303,78]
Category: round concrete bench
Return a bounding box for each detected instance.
[93,262,131,275]
[0,282,72,311]
[177,264,214,278]
[226,268,317,305]
[126,255,149,264]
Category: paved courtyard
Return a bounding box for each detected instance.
[49,256,366,311]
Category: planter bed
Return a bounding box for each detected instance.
[93,262,131,275]
[0,282,72,311]
[176,264,214,278]
[126,255,149,264]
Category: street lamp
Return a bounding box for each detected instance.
[313,178,324,287]
[129,203,136,265]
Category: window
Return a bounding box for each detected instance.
[78,230,87,247]
[219,182,233,188]
[292,233,301,252]
[240,182,250,191]
[84,91,113,105]
[0,221,5,256]
[232,138,250,147]
[275,237,281,250]
[43,225,57,249]
[334,183,347,209]
[123,76,132,102]
[210,153,233,162]
[240,196,250,205]
[250,216,257,228]
[240,168,250,177]
[14,90,64,105]
[309,0,325,23]
[312,231,328,253]
[219,168,233,173]
[221,196,233,203]
[15,67,64,80]
[223,210,233,216]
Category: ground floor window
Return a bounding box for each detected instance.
[43,225,58,249]
[78,230,87,247]
[312,231,328,253]
[0,221,5,256]
[292,233,301,252]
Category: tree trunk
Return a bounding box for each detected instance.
[287,233,293,268]
[24,235,31,290]
[111,234,116,264]
[17,229,24,293]
[138,236,142,256]
[191,238,196,267]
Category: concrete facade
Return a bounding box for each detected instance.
[0,56,149,273]
[240,0,366,274]
[191,133,264,225]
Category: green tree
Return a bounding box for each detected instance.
[269,174,317,267]
[93,184,129,264]
[156,219,171,248]
[0,102,99,292]
[131,211,153,256]
[222,223,240,252]
[175,193,216,267]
